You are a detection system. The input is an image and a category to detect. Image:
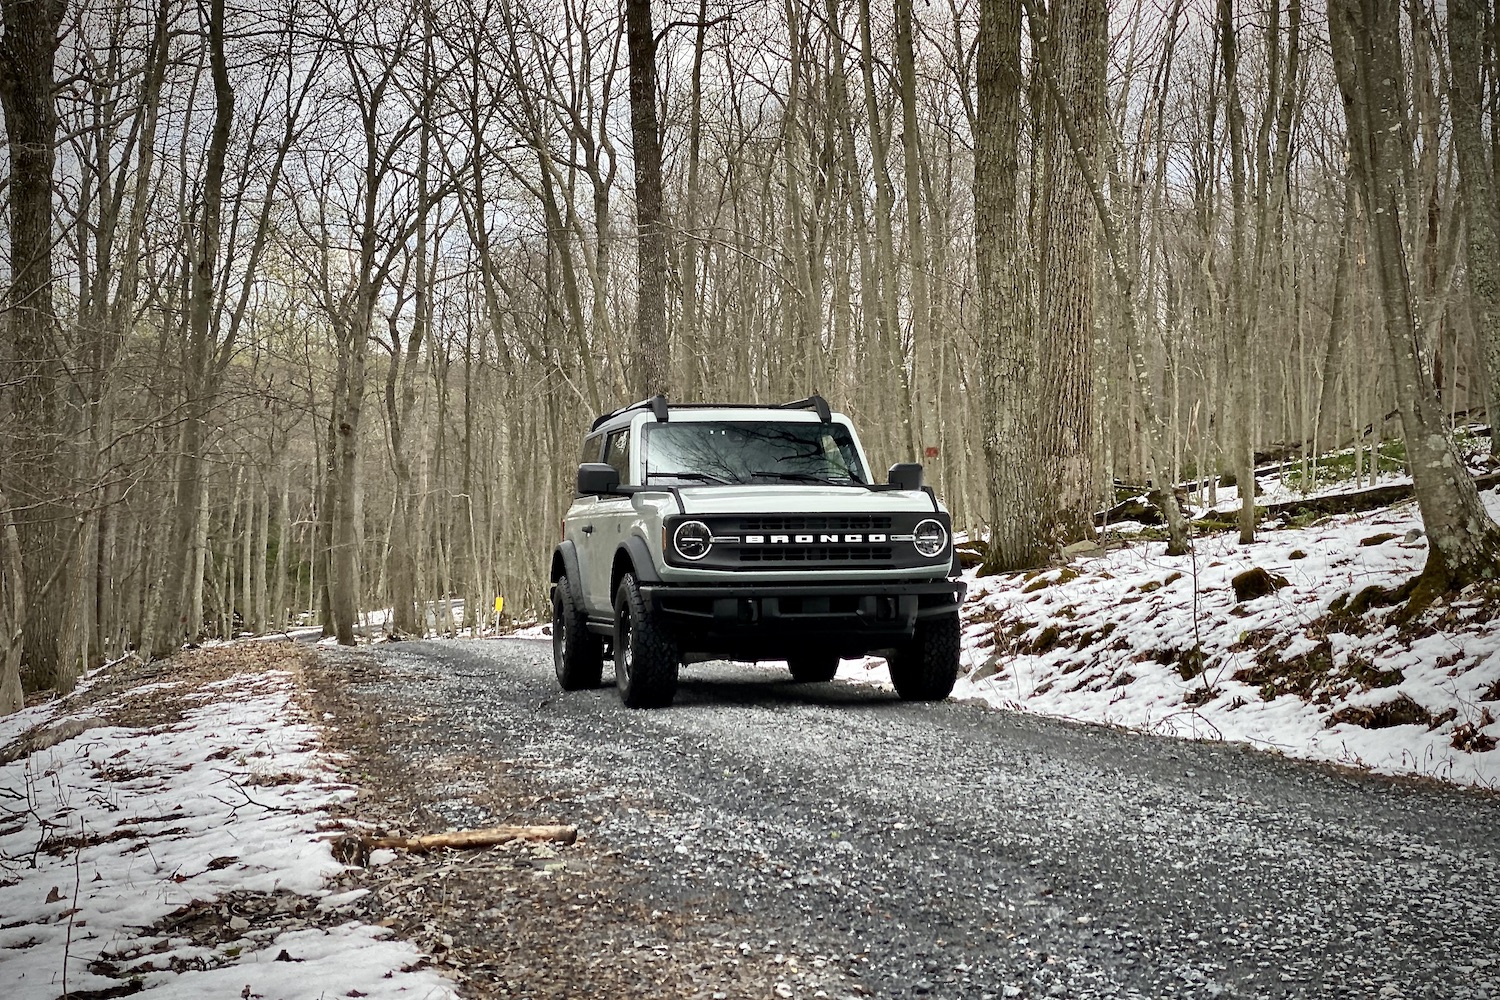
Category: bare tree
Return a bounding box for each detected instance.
[147,0,236,658]
[1329,0,1500,601]
[0,0,69,688]
[976,0,1046,571]
[1021,0,1190,555]
[625,0,669,397]
[0,486,26,713]
[1449,0,1500,458]
[894,0,933,453]
[1033,0,1106,547]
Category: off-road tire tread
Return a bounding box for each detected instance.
[889,612,961,701]
[614,574,679,708]
[553,581,603,690]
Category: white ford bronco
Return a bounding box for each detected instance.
[549,395,966,707]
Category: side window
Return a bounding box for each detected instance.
[604,428,632,484]
[581,434,603,466]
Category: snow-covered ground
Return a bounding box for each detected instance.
[843,482,1500,789]
[507,477,1500,788]
[0,646,456,1000]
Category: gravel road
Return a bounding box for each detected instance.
[357,637,1498,1000]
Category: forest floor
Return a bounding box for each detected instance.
[0,644,462,999]
[852,474,1500,789]
[498,456,1500,789]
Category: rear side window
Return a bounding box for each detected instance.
[604,428,632,484]
[581,434,603,465]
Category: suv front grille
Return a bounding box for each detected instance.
[735,515,894,533]
[661,511,948,572]
[738,545,895,565]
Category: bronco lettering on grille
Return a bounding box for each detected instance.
[742,533,887,544]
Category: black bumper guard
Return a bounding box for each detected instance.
[641,580,965,633]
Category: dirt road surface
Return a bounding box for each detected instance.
[320,637,1499,1000]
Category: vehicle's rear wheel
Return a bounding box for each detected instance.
[786,652,840,683]
[887,612,961,701]
[613,573,679,708]
[553,580,603,690]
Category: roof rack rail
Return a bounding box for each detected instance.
[772,394,832,422]
[589,393,833,431]
[590,394,671,431]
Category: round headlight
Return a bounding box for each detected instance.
[912,519,948,558]
[673,520,713,560]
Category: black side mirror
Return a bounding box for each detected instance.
[577,462,620,495]
[888,462,924,491]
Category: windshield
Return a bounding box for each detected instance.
[642,421,868,486]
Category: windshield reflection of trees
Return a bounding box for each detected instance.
[646,423,865,484]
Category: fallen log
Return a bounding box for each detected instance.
[1260,470,1500,522]
[366,824,577,853]
[1098,470,1500,530]
[0,717,106,767]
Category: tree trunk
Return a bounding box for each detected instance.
[625,0,668,398]
[1219,0,1258,545]
[240,475,254,634]
[0,487,26,715]
[271,461,289,630]
[858,0,915,460]
[1329,0,1500,600]
[0,0,68,689]
[894,0,932,456]
[1019,0,1190,556]
[1033,0,1105,547]
[679,0,709,397]
[329,321,368,646]
[1449,0,1500,458]
[977,0,1047,572]
[149,0,234,658]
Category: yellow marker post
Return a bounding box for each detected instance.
[494,596,504,615]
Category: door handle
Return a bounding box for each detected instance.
[582,525,594,534]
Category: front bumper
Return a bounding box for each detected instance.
[639,579,966,656]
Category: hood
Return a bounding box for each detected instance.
[666,485,939,517]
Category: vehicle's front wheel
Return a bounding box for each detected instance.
[553,581,603,690]
[613,573,679,708]
[787,652,840,683]
[887,612,961,701]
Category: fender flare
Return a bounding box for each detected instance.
[612,533,663,595]
[551,541,583,603]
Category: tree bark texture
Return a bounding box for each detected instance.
[1033,0,1105,547]
[1448,0,1500,459]
[0,487,26,715]
[1329,0,1500,596]
[367,824,577,853]
[330,315,369,647]
[625,0,669,399]
[0,0,68,688]
[1019,0,1191,556]
[894,0,932,455]
[1218,0,1258,546]
[150,0,234,658]
[977,0,1047,572]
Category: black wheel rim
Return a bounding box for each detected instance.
[618,606,634,688]
[553,594,565,663]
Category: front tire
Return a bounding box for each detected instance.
[887,612,961,701]
[613,573,679,708]
[787,652,840,683]
[553,581,603,690]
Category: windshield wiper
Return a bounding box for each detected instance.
[645,471,734,485]
[749,470,854,486]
